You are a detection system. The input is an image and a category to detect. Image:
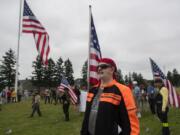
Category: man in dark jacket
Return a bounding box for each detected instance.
[61,88,70,121]
[81,58,140,135]
[154,79,170,135]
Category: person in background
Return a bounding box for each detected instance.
[11,89,16,103]
[154,79,170,135]
[147,82,156,115]
[44,89,50,104]
[7,89,11,103]
[17,89,22,102]
[74,86,81,105]
[50,88,57,105]
[132,81,141,118]
[30,91,42,117]
[0,91,2,111]
[24,89,29,100]
[61,88,70,121]
[1,89,6,104]
[139,84,147,112]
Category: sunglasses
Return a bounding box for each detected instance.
[97,64,111,70]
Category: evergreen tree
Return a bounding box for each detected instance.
[132,72,144,84]
[172,69,180,86]
[132,72,138,82]
[167,71,173,83]
[124,75,129,84]
[54,57,64,86]
[64,58,74,85]
[31,56,44,89]
[0,49,16,89]
[81,60,88,87]
[116,69,124,84]
[43,58,56,87]
[137,73,144,84]
[128,72,132,84]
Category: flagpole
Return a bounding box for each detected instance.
[87,5,92,92]
[15,0,24,95]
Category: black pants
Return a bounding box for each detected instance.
[31,103,42,117]
[11,97,16,103]
[157,109,170,135]
[45,96,50,104]
[63,103,70,121]
[148,98,155,114]
[17,95,22,102]
[51,96,57,105]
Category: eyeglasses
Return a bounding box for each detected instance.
[97,64,111,70]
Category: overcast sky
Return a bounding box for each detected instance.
[0,0,180,80]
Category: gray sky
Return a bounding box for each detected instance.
[0,0,180,80]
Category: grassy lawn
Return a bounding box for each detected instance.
[0,100,180,135]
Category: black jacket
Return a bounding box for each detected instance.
[81,80,140,135]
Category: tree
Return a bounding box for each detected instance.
[31,56,44,89]
[124,73,132,84]
[137,73,144,84]
[132,72,138,82]
[81,60,88,87]
[124,75,129,84]
[172,69,180,86]
[132,72,145,85]
[0,49,16,89]
[54,57,64,86]
[43,58,56,87]
[116,69,124,84]
[167,71,173,83]
[64,58,74,85]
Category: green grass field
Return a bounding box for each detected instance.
[0,99,180,135]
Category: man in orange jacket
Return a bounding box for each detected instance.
[81,58,140,135]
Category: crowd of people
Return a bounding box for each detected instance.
[29,86,81,122]
[0,87,26,104]
[0,58,171,135]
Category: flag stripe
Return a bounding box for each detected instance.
[22,0,50,65]
[23,24,45,30]
[58,77,77,104]
[90,65,97,72]
[89,13,102,85]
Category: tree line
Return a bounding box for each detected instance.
[0,49,180,91]
[0,49,74,90]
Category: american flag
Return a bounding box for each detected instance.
[150,58,180,108]
[58,76,77,105]
[89,13,102,85]
[22,0,50,65]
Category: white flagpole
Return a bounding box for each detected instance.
[15,0,24,95]
[87,5,92,91]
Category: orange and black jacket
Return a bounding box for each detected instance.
[81,80,140,135]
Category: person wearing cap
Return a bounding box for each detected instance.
[154,79,170,135]
[29,91,42,117]
[81,58,140,135]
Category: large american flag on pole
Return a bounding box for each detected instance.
[22,0,50,65]
[89,13,102,85]
[58,76,77,105]
[150,58,180,108]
